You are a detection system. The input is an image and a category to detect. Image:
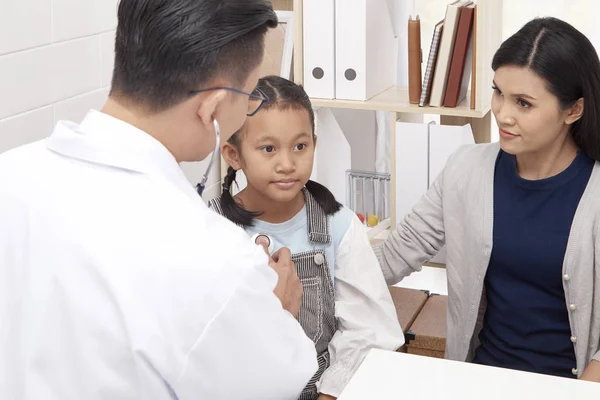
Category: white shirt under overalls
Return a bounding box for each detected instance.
[210,191,405,398]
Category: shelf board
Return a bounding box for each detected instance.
[311,86,490,118]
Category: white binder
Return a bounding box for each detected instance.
[303,0,336,99]
[335,0,398,101]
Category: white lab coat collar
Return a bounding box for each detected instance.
[46,110,201,202]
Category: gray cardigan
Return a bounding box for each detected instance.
[376,142,600,376]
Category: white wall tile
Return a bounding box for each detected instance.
[50,36,103,104]
[52,0,119,42]
[101,31,116,87]
[0,36,102,120]
[0,49,55,120]
[54,88,109,124]
[0,0,52,55]
[0,107,54,154]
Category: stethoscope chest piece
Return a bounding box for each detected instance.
[251,233,274,254]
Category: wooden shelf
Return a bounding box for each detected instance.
[310,86,490,118]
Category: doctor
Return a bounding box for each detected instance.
[0,0,317,399]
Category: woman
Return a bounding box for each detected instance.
[377,17,600,381]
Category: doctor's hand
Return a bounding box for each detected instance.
[257,239,302,318]
[270,248,303,318]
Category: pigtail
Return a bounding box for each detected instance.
[305,180,342,216]
[220,166,261,227]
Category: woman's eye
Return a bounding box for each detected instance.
[492,86,502,95]
[517,99,531,108]
[262,146,275,153]
[295,144,307,151]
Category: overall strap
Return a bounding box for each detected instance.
[303,188,331,245]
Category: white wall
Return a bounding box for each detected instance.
[0,0,117,152]
[0,0,221,200]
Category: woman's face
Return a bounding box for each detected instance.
[491,65,574,156]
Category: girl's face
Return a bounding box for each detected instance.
[233,108,315,204]
[491,65,581,156]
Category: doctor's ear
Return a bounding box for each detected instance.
[196,90,228,128]
[222,141,242,170]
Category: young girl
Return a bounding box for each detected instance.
[209,76,404,399]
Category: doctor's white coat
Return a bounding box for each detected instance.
[0,111,317,399]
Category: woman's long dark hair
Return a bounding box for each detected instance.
[492,17,600,160]
[220,75,342,227]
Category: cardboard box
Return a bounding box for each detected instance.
[405,294,447,358]
[388,286,429,333]
[388,286,429,353]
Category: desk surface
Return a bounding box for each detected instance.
[393,266,448,295]
[338,349,600,399]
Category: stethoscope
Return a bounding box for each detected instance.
[195,120,274,253]
[195,119,221,197]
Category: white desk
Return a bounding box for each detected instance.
[393,266,448,295]
[338,349,600,399]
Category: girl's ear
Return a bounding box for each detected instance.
[222,141,242,171]
[313,134,318,148]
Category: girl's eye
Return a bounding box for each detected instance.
[295,143,307,151]
[262,145,275,153]
[517,99,532,108]
[492,85,502,96]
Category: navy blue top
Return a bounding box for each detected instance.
[473,149,593,378]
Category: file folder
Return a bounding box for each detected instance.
[335,0,397,101]
[303,0,336,99]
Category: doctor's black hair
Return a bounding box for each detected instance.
[492,17,600,161]
[220,76,342,227]
[110,0,277,112]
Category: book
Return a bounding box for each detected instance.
[419,20,444,107]
[408,16,423,104]
[428,0,472,107]
[443,4,475,107]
